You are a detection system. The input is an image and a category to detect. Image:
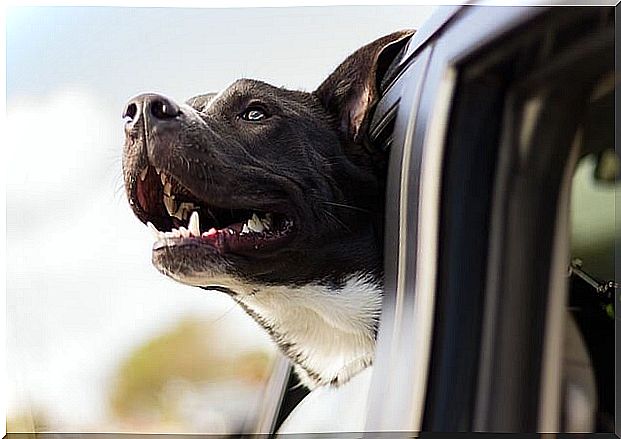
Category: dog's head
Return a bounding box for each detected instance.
[122,31,412,292]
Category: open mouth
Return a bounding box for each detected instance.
[132,165,295,254]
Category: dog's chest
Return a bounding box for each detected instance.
[233,274,382,388]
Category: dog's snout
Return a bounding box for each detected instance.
[123,93,181,126]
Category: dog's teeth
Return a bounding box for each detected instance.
[249,223,264,233]
[155,168,162,175]
[172,210,183,221]
[147,222,167,242]
[164,195,177,216]
[188,211,200,236]
[173,202,194,221]
[202,227,217,237]
[139,167,148,181]
[147,221,160,238]
[247,213,265,233]
[163,182,172,196]
[241,224,250,234]
[179,227,190,238]
[160,173,167,186]
[261,214,272,230]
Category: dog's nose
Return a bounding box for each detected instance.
[123,93,181,126]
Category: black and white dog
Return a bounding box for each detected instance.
[122,31,413,391]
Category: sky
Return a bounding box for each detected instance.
[5,4,438,431]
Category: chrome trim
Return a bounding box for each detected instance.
[537,128,582,431]
[404,67,457,431]
[363,48,432,434]
[252,355,291,435]
[366,63,456,432]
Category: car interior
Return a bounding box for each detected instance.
[567,73,616,430]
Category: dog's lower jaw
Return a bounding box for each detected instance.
[151,247,382,388]
[234,273,382,389]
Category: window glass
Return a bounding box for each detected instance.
[571,151,618,281]
[566,147,618,431]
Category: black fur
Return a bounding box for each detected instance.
[123,30,413,293]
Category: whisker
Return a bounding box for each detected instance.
[322,209,352,233]
[206,208,220,225]
[320,201,372,214]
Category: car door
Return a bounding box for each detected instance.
[366,4,615,433]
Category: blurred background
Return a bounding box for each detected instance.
[6,5,437,433]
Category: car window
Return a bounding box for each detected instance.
[571,151,618,283]
[566,146,617,431]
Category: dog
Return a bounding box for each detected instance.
[122,30,414,391]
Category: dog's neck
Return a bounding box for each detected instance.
[231,274,382,389]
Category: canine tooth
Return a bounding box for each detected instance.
[241,224,250,234]
[188,211,200,236]
[139,167,148,181]
[160,173,167,185]
[164,195,177,216]
[155,168,162,175]
[163,182,172,196]
[179,227,190,238]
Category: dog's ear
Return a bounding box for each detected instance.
[314,30,414,144]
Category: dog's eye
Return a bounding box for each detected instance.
[241,107,267,122]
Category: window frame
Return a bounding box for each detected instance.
[365,5,546,432]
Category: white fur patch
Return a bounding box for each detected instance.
[175,270,382,389]
[236,273,382,388]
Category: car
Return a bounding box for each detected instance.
[250,4,617,434]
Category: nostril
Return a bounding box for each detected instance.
[150,99,180,120]
[123,102,138,122]
[123,94,181,125]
